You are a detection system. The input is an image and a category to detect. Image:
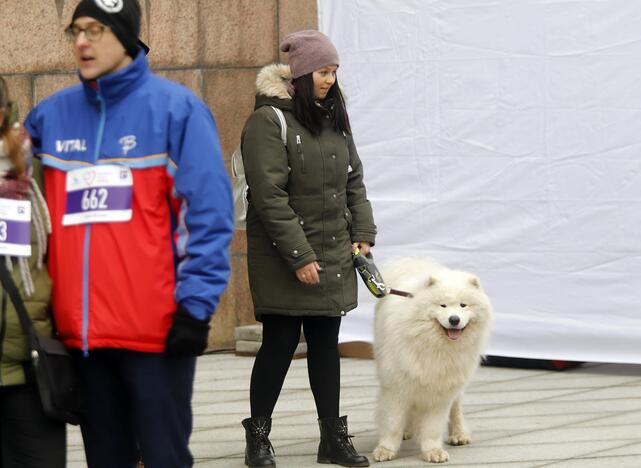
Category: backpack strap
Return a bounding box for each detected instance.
[269,106,288,147]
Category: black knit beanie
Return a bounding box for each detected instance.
[71,0,149,57]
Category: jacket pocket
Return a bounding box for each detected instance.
[295,135,306,173]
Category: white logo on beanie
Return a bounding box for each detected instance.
[94,0,124,13]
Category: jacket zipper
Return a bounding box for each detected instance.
[296,135,306,173]
[81,88,107,356]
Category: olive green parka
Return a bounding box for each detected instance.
[241,64,376,320]
[0,146,52,387]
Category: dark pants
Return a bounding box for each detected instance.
[72,349,196,468]
[0,381,66,468]
[250,315,342,418]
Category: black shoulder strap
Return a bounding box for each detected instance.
[0,260,37,343]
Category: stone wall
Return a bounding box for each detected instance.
[0,0,318,349]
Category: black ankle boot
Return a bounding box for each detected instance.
[242,416,276,467]
[317,416,369,467]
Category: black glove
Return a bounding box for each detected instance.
[165,306,210,356]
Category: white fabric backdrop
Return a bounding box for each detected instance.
[318,0,641,364]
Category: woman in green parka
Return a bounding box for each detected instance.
[0,76,65,467]
[240,31,375,468]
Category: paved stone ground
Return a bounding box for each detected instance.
[67,353,641,467]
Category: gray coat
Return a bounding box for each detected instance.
[241,64,376,320]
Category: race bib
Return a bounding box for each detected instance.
[63,165,133,226]
[0,198,31,257]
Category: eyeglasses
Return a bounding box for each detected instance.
[65,24,111,43]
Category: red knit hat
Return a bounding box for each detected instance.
[280,30,340,79]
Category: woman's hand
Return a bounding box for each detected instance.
[296,261,322,284]
[352,242,371,256]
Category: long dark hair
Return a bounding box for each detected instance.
[0,76,25,178]
[292,73,351,137]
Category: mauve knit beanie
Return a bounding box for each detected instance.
[280,30,339,79]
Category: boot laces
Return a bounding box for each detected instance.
[335,424,358,454]
[342,434,358,454]
[252,426,274,453]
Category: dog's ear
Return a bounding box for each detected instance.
[426,276,438,287]
[468,275,481,289]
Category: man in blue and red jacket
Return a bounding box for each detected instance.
[25,1,233,466]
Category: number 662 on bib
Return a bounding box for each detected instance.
[63,165,133,226]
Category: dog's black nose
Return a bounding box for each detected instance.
[449,315,460,326]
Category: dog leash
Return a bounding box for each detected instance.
[353,249,414,299]
[387,288,414,298]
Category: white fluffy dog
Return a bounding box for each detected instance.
[372,258,493,463]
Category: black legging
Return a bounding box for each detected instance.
[250,315,341,419]
[0,382,66,468]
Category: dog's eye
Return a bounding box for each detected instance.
[440,304,447,308]
[460,303,467,308]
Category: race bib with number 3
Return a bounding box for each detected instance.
[0,198,31,257]
[63,165,133,226]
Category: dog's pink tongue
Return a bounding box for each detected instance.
[447,328,462,340]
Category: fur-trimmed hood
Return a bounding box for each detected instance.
[256,63,293,100]
[254,63,347,105]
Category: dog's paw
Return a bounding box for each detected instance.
[422,448,449,463]
[373,445,397,462]
[447,432,471,446]
[403,431,413,440]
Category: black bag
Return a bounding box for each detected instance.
[0,261,82,425]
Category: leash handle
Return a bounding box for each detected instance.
[352,249,414,299]
[352,248,387,298]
